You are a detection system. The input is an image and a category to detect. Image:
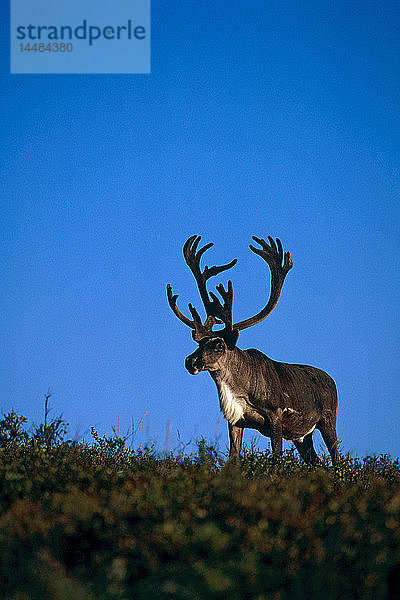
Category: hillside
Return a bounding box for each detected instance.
[0,409,399,600]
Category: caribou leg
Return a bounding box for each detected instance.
[270,421,283,457]
[318,420,340,465]
[293,433,321,465]
[228,423,243,459]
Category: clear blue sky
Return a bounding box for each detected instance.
[1,2,399,457]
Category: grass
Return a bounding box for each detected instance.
[0,408,399,599]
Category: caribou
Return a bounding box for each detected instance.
[167,235,340,465]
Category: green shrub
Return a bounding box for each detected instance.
[0,408,399,599]
[0,409,29,450]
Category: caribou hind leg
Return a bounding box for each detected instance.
[293,433,321,465]
[318,419,340,465]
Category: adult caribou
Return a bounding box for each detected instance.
[167,235,340,465]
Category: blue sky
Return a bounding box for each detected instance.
[1,1,399,457]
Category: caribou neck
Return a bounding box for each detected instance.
[210,346,253,393]
[209,346,280,406]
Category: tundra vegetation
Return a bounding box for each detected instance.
[0,406,399,600]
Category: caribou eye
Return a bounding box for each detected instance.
[213,340,225,352]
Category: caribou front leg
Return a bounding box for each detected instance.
[228,422,243,460]
[270,419,283,458]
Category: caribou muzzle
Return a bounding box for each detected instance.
[185,350,203,375]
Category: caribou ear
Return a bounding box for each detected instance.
[224,329,239,350]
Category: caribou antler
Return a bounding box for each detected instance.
[233,236,293,331]
[209,279,239,348]
[167,235,237,341]
[167,235,292,345]
[183,235,237,321]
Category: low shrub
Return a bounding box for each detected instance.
[0,409,399,599]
